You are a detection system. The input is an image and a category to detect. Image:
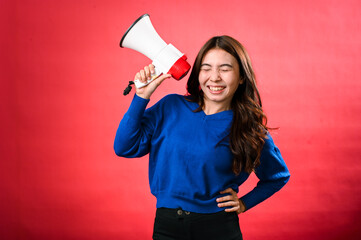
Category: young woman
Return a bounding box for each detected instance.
[114,35,290,240]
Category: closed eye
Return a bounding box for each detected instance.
[200,63,212,72]
[220,68,231,72]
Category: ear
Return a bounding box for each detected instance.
[239,78,244,85]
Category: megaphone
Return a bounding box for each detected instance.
[120,14,191,91]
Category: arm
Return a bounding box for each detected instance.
[239,134,291,211]
[113,64,171,158]
[113,94,152,157]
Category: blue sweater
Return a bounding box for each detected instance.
[114,94,290,213]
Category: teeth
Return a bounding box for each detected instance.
[209,86,225,91]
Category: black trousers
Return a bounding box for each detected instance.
[152,208,243,240]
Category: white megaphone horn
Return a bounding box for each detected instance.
[120,14,191,92]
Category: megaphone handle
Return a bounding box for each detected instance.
[134,66,163,89]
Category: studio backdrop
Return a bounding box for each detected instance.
[1,0,361,239]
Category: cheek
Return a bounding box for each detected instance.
[198,73,207,82]
[198,74,207,86]
[225,76,240,92]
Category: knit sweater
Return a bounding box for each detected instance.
[114,94,290,213]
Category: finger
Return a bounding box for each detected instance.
[224,206,240,213]
[144,66,151,80]
[149,64,155,74]
[134,72,141,81]
[220,188,235,194]
[217,200,239,208]
[139,70,147,83]
[154,74,171,85]
[216,195,234,203]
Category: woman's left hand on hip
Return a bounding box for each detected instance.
[216,188,246,214]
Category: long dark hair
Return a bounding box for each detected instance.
[186,35,268,175]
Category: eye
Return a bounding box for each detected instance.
[200,67,211,72]
[220,68,231,72]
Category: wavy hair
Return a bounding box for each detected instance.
[186,35,268,175]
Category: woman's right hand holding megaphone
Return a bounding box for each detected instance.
[134,64,172,100]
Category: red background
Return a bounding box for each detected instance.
[1,0,361,239]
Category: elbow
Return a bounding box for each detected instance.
[113,141,127,157]
[283,168,291,185]
[267,172,290,193]
[277,172,291,191]
[113,141,143,158]
[113,144,123,157]
[113,135,133,157]
[113,135,148,158]
[285,172,291,184]
[276,165,291,189]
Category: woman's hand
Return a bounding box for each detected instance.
[216,188,246,214]
[135,64,171,99]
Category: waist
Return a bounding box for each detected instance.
[156,207,236,220]
[155,191,231,213]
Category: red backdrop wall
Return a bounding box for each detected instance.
[1,0,361,239]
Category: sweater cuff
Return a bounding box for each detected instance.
[126,94,150,119]
[239,195,254,212]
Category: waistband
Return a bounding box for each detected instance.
[156,207,234,220]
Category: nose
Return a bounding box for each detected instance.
[209,69,221,82]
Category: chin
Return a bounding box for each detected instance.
[206,95,226,103]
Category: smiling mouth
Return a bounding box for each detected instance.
[208,86,226,91]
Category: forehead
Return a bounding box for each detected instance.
[201,48,238,65]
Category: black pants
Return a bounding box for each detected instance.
[152,208,243,240]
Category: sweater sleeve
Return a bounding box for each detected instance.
[240,134,290,211]
[113,94,156,158]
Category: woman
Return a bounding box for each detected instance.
[114,35,290,240]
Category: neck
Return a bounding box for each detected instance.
[202,98,231,115]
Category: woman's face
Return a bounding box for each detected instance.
[198,48,242,109]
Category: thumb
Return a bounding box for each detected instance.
[154,73,172,86]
